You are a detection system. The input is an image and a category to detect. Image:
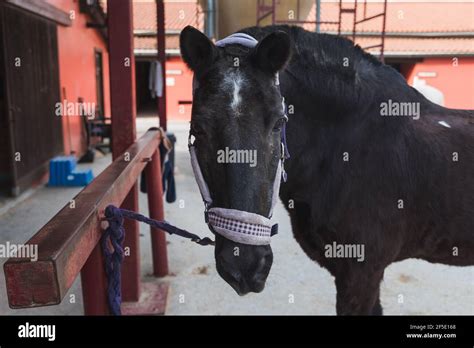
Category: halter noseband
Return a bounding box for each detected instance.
[188,32,289,246]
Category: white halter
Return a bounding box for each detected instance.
[189,32,288,245]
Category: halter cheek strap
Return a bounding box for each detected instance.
[189,32,290,246]
[189,140,283,245]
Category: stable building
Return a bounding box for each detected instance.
[0,0,110,195]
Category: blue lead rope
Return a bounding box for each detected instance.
[101,206,125,315]
[101,204,214,315]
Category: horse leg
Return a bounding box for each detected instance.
[335,269,384,315]
[371,289,383,315]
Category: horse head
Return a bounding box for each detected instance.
[180,26,291,295]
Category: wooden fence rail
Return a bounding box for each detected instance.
[4,129,166,312]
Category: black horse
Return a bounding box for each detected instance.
[180,25,474,315]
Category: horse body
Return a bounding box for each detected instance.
[241,25,474,314]
[180,25,473,315]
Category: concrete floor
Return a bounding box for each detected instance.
[0,118,472,315]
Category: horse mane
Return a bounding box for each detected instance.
[242,25,474,122]
[240,25,388,78]
[239,25,432,115]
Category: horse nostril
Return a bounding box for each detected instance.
[230,270,242,283]
[249,256,271,286]
[255,258,267,274]
[256,253,272,273]
[248,277,266,293]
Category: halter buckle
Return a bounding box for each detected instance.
[188,134,195,147]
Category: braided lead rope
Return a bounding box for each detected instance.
[101,206,125,315]
[101,204,214,315]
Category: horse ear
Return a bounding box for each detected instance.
[253,31,291,74]
[180,26,217,72]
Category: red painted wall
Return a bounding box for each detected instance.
[48,0,111,155]
[405,57,474,110]
[165,57,193,122]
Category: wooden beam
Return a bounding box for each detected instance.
[4,0,72,26]
[3,130,161,309]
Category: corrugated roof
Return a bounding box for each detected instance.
[132,0,474,56]
[303,1,474,33]
[356,37,474,57]
[302,1,474,55]
[134,35,180,53]
[133,0,203,31]
[133,0,203,53]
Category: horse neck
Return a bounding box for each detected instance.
[280,63,366,144]
[279,59,418,201]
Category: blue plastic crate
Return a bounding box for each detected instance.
[48,156,94,187]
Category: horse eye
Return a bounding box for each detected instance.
[272,117,286,132]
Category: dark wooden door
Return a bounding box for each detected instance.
[0,4,63,195]
[95,49,105,118]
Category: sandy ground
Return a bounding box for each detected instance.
[0,118,472,315]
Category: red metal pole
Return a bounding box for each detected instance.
[81,0,140,314]
[338,0,342,36]
[352,0,358,43]
[380,0,388,63]
[256,0,260,25]
[119,187,140,301]
[145,148,169,277]
[271,0,276,25]
[156,0,167,131]
[108,0,140,302]
[81,246,110,315]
